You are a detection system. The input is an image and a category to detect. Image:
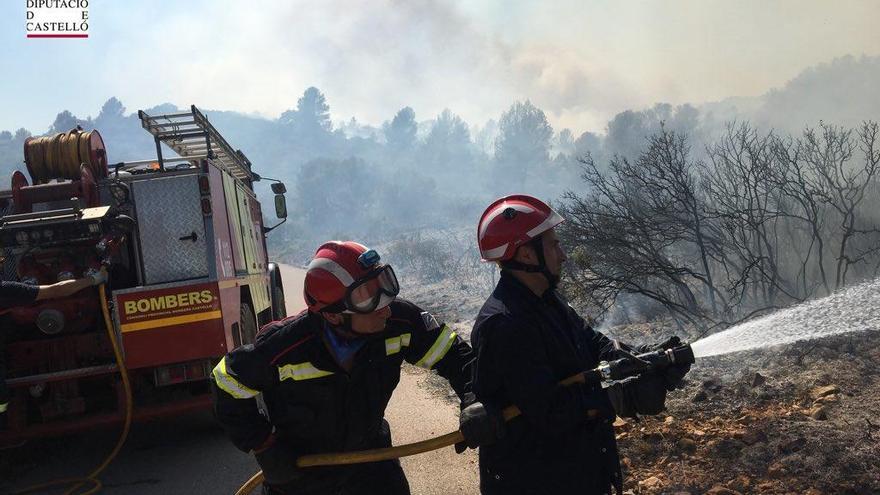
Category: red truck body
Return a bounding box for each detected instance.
[0,106,286,442]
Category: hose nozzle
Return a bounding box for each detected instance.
[599,343,695,381]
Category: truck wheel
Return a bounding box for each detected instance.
[273,286,287,320]
[240,302,257,344]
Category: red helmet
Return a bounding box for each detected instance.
[477,194,564,262]
[304,241,400,314]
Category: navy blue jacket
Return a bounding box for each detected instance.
[0,281,38,307]
[471,272,623,495]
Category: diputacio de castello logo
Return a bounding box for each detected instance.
[26,0,89,38]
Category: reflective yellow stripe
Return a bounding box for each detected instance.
[212,357,259,399]
[385,333,412,356]
[0,402,7,413]
[415,325,456,369]
[121,310,222,333]
[278,362,334,382]
[385,337,402,355]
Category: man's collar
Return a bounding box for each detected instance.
[501,269,545,300]
[500,269,563,306]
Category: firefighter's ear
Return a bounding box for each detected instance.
[322,312,344,325]
[512,243,536,264]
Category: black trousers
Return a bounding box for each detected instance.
[263,458,410,495]
[479,461,618,495]
[262,420,410,495]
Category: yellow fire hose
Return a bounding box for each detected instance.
[24,128,105,183]
[236,373,590,495]
[13,284,133,495]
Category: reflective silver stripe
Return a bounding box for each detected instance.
[385,333,413,356]
[526,210,564,238]
[212,357,259,399]
[0,402,7,413]
[415,325,456,369]
[307,257,354,285]
[278,362,334,381]
[479,203,535,239]
[481,243,508,260]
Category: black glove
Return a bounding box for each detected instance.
[650,336,691,390]
[455,396,505,454]
[254,436,303,486]
[606,373,668,418]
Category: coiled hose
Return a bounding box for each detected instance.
[13,284,133,495]
[24,128,106,183]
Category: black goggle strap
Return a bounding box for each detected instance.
[319,299,347,314]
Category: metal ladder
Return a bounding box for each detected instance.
[138,105,253,182]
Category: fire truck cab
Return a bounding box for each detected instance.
[0,105,287,441]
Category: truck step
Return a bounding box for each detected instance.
[7,364,119,387]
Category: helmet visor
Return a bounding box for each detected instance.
[346,265,400,314]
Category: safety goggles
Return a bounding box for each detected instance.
[324,264,400,314]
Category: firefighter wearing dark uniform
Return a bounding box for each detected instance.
[212,241,496,495]
[0,281,39,306]
[0,281,39,425]
[470,195,691,495]
[1,272,105,429]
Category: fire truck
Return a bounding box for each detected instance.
[0,105,288,442]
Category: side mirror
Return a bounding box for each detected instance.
[274,194,288,219]
[263,182,288,235]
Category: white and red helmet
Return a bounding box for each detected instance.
[304,241,399,314]
[477,194,565,262]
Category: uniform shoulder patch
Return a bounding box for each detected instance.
[420,311,440,331]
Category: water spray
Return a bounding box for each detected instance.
[689,278,880,358]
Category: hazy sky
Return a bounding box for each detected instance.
[2,0,878,135]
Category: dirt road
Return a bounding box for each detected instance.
[279,264,480,494]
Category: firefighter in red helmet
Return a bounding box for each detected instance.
[469,195,691,495]
[212,241,500,495]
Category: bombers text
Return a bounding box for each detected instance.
[124,290,215,316]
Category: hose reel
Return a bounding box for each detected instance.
[23,127,108,184]
[10,165,98,214]
[11,127,106,214]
